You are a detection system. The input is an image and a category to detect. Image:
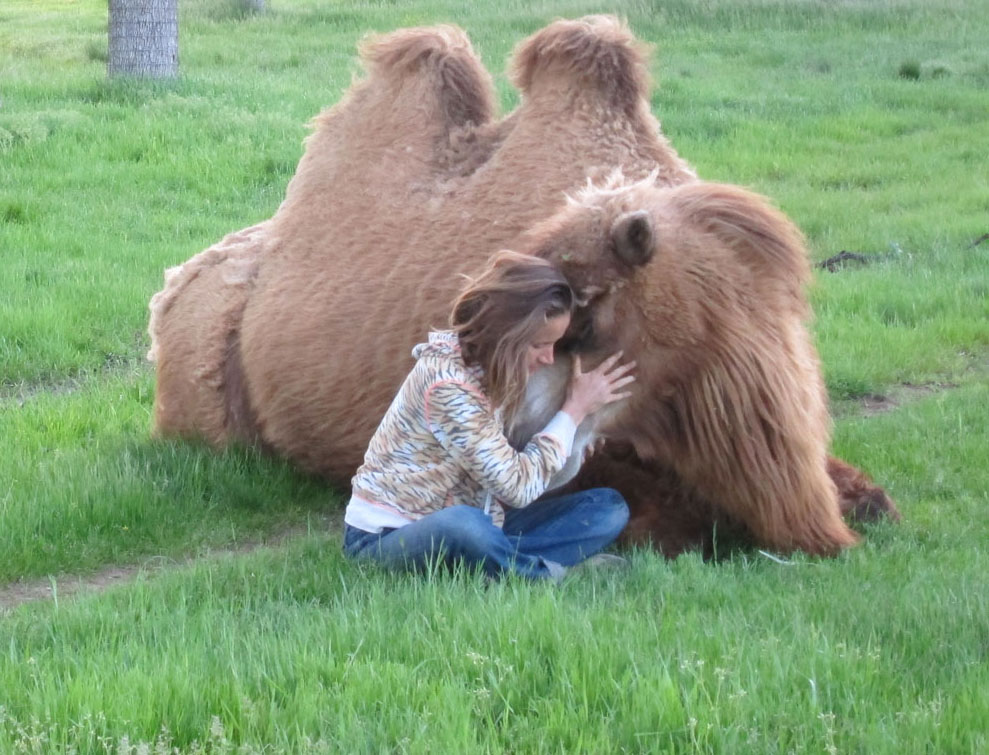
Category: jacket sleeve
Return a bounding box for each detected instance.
[424,379,576,508]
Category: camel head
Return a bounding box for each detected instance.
[522,174,815,461]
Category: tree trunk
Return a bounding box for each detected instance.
[107,0,178,79]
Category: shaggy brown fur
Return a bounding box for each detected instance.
[148,222,266,443]
[521,176,892,555]
[233,16,696,482]
[148,16,898,557]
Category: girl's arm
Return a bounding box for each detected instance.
[425,380,576,508]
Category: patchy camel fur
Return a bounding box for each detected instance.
[148,16,899,557]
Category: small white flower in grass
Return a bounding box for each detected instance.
[929,695,944,725]
[153,725,173,755]
[819,711,838,755]
[240,696,257,719]
[208,716,227,745]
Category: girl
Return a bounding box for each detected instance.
[343,251,635,580]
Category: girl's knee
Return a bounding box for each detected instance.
[592,488,630,534]
[433,504,490,529]
[430,505,500,554]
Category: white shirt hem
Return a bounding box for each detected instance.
[344,495,414,534]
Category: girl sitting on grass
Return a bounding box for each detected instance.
[343,251,635,581]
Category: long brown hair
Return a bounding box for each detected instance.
[451,250,573,413]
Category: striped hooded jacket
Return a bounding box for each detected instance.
[345,331,576,532]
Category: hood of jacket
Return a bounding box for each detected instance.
[412,330,485,382]
[411,330,460,360]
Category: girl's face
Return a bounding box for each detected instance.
[526,313,571,374]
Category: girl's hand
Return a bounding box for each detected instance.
[562,352,636,426]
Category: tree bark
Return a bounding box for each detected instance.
[107,0,178,79]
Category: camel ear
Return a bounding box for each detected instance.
[611,210,654,267]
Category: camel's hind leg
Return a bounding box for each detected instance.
[828,456,901,523]
[148,222,266,446]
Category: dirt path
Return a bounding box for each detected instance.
[849,380,958,418]
[0,352,148,406]
[0,518,336,615]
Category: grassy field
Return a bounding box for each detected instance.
[1,0,987,751]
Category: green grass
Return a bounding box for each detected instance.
[0,369,333,582]
[2,480,987,753]
[1,0,987,751]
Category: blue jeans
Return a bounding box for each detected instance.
[343,488,629,581]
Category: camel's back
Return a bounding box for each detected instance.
[237,17,694,481]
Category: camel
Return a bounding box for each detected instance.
[148,16,898,557]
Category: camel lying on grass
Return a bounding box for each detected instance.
[149,16,899,557]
